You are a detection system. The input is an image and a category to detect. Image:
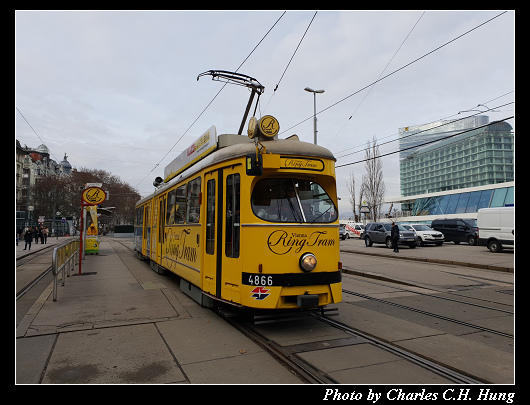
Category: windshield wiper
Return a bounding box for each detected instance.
[311,205,332,224]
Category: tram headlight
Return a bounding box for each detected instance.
[299,253,317,272]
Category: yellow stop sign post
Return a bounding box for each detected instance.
[79,186,107,274]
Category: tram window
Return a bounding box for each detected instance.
[175,184,187,224]
[187,177,201,223]
[206,179,215,255]
[166,189,176,224]
[226,174,240,258]
[251,178,337,223]
[136,206,144,226]
[166,185,186,225]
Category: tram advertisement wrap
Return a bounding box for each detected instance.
[162,226,201,286]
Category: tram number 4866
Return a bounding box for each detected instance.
[248,275,274,286]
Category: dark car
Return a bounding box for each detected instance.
[430,218,478,245]
[364,222,417,249]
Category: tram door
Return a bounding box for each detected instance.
[203,171,218,296]
[203,165,242,301]
[151,196,159,261]
[142,202,151,257]
[157,194,166,265]
[221,166,242,303]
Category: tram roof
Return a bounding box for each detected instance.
[136,134,336,205]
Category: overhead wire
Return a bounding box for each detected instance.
[136,11,287,189]
[16,107,61,163]
[262,11,318,113]
[279,10,508,136]
[325,11,425,149]
[333,91,515,159]
[335,116,514,169]
[335,101,513,161]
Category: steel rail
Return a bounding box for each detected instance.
[342,289,513,339]
[313,313,486,384]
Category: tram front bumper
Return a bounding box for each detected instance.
[296,294,319,307]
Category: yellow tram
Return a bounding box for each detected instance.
[134,71,341,310]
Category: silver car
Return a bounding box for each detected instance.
[401,224,444,246]
[364,222,417,249]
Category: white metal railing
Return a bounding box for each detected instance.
[52,238,80,302]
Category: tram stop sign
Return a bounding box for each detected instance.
[82,186,107,206]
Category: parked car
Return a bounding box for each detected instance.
[340,221,365,239]
[401,224,444,246]
[477,207,514,252]
[339,224,347,240]
[364,222,417,249]
[431,218,478,245]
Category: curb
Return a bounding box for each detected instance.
[340,248,513,273]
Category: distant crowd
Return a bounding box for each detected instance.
[16,226,50,250]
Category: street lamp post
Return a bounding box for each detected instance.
[304,87,325,144]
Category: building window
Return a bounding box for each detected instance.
[490,187,508,207]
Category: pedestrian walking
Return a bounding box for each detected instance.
[391,222,400,252]
[39,226,45,244]
[33,227,39,244]
[24,227,33,250]
[43,226,48,244]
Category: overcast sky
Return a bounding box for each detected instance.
[15,10,515,215]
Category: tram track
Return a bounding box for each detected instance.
[312,313,485,384]
[217,310,337,384]
[16,265,53,300]
[16,238,76,301]
[342,271,514,314]
[341,286,514,339]
[215,305,486,384]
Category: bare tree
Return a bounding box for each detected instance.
[345,171,358,221]
[359,175,367,220]
[362,136,385,221]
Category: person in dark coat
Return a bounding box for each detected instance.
[391,222,400,252]
[24,227,33,250]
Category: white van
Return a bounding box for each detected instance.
[339,221,365,239]
[477,207,514,252]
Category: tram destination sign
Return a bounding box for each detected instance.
[164,125,218,183]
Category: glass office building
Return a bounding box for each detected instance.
[399,116,514,197]
[399,116,489,161]
[407,183,514,216]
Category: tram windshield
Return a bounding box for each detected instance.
[251,178,337,223]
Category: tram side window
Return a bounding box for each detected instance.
[166,185,187,225]
[206,179,215,255]
[226,174,240,258]
[166,190,176,225]
[136,206,144,226]
[175,184,187,224]
[187,176,201,223]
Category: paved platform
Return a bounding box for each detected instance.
[15,238,303,384]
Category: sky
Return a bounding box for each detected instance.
[15,10,515,216]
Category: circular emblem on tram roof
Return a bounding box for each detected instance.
[258,115,280,138]
[248,116,258,139]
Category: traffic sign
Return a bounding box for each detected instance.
[82,187,107,205]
